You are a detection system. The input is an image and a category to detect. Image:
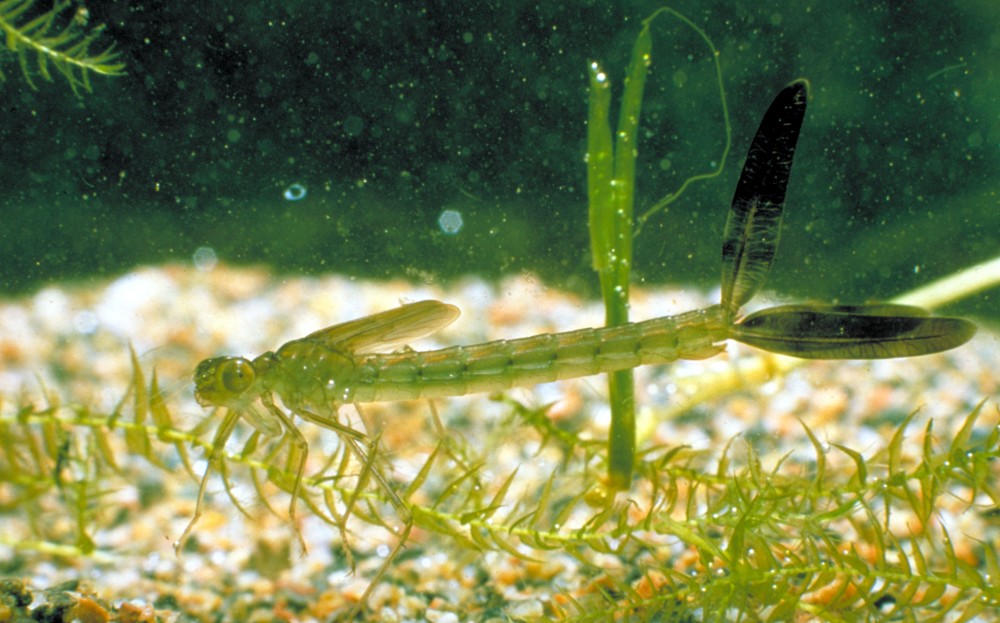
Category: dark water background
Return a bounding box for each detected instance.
[0,1,995,318]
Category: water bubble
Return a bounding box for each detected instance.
[193,246,218,272]
[438,209,463,234]
[283,183,307,201]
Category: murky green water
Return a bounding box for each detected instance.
[0,1,995,317]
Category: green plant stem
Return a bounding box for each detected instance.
[588,8,712,490]
[587,57,637,489]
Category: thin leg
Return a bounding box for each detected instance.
[292,406,415,619]
[295,406,410,522]
[260,394,310,553]
[175,407,242,554]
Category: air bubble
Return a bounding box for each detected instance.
[438,209,464,234]
[283,183,307,201]
[193,246,218,272]
[74,310,98,334]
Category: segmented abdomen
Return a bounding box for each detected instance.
[349,306,729,403]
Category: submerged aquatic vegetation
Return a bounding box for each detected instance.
[0,327,997,619]
[0,0,124,94]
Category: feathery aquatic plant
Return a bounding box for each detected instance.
[0,0,124,95]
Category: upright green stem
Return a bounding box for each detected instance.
[586,8,728,490]
[587,25,650,490]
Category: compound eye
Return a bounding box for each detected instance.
[218,358,254,394]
